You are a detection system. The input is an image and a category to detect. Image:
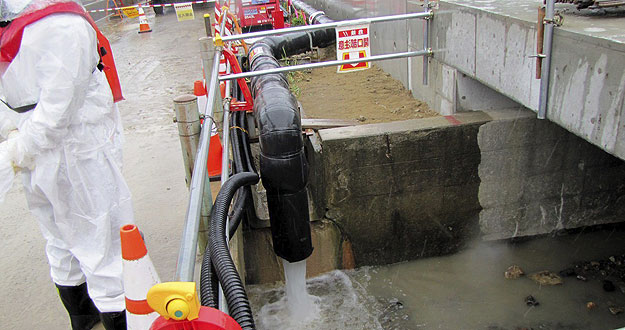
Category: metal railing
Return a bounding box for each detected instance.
[219,11,432,42]
[175,7,434,285]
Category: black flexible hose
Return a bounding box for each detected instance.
[239,111,256,173]
[202,113,254,308]
[210,172,259,330]
[200,247,220,308]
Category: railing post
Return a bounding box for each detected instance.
[538,0,555,120]
[173,95,211,253]
[176,45,223,282]
[423,0,431,86]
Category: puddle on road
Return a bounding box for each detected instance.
[249,227,625,329]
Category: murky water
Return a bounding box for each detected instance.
[249,228,625,329]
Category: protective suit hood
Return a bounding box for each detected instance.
[0,0,80,21]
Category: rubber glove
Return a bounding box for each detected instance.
[4,129,34,171]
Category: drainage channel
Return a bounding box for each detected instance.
[249,226,625,329]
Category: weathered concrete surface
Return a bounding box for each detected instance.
[243,219,346,284]
[315,112,488,266]
[425,0,625,161]
[304,109,625,268]
[301,0,625,161]
[478,110,625,240]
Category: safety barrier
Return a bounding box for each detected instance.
[86,0,215,13]
[175,1,435,285]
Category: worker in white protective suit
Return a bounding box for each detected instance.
[0,0,132,329]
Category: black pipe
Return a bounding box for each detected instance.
[209,172,259,330]
[249,5,334,263]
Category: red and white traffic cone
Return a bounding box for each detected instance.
[137,4,152,34]
[120,224,161,330]
[193,80,223,177]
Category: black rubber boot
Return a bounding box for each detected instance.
[100,311,127,330]
[55,283,101,330]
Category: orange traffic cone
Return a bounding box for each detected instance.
[120,224,161,330]
[137,4,152,34]
[193,80,223,177]
[207,123,223,177]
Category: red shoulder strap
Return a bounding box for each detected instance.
[0,2,124,102]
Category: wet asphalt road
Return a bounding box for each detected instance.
[0,7,212,329]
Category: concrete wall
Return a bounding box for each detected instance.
[479,110,625,240]
[244,109,625,282]
[311,109,625,267]
[300,0,625,161]
[242,0,625,283]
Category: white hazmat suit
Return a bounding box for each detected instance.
[0,0,133,315]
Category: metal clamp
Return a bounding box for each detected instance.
[308,10,325,25]
[543,13,563,26]
[528,54,546,58]
[214,34,224,47]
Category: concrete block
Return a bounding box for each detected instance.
[478,109,625,240]
[319,114,484,265]
[243,219,342,284]
[431,6,477,75]
[479,205,525,240]
[479,179,524,208]
[548,36,625,160]
[456,73,521,112]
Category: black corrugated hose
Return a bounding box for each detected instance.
[208,172,259,330]
[201,112,256,309]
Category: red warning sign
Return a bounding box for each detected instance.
[336,24,371,73]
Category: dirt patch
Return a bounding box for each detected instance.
[291,65,437,124]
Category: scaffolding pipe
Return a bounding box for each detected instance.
[219,50,430,81]
[176,49,223,282]
[220,11,432,42]
[423,0,430,86]
[218,63,232,314]
[538,0,555,119]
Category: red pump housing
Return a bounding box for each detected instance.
[229,0,286,31]
[150,306,242,330]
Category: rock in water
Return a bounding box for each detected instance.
[558,268,576,277]
[525,295,539,306]
[609,306,624,315]
[505,265,525,279]
[603,280,616,292]
[528,271,564,285]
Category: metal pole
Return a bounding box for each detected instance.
[538,0,555,120]
[173,95,201,189]
[423,0,430,86]
[219,6,229,36]
[201,36,224,121]
[219,50,430,81]
[217,62,232,315]
[176,50,223,282]
[221,12,432,42]
[204,13,213,37]
[173,95,212,254]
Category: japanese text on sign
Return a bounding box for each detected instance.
[174,2,195,21]
[121,6,139,18]
[336,24,371,73]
